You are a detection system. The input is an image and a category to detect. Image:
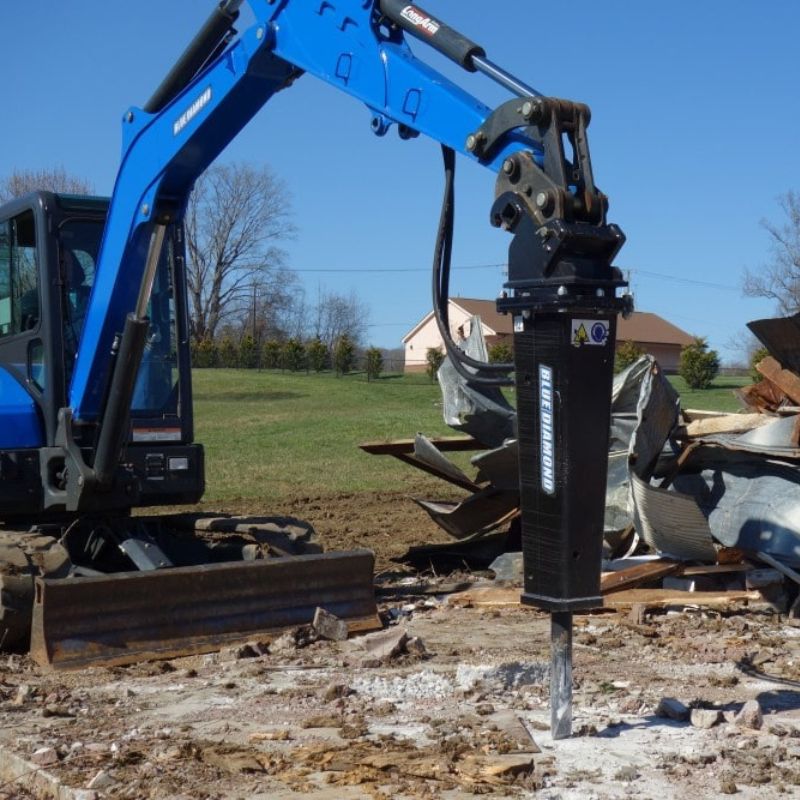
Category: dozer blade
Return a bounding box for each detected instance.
[30,549,378,670]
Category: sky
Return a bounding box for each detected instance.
[2,1,799,363]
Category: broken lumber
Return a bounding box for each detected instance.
[447,585,764,612]
[600,559,681,594]
[677,413,771,438]
[603,588,763,610]
[756,356,800,405]
[736,379,788,413]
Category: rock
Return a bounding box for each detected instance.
[719,777,738,794]
[73,792,99,800]
[406,636,427,657]
[323,683,352,702]
[373,700,395,716]
[87,770,116,790]
[272,626,317,651]
[362,626,409,660]
[489,553,523,585]
[691,708,722,729]
[655,697,690,722]
[13,684,31,706]
[476,703,495,716]
[735,699,763,730]
[234,641,267,659]
[614,765,638,782]
[313,607,349,641]
[31,747,59,767]
[42,704,74,718]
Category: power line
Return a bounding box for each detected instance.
[288,262,506,274]
[628,268,739,292]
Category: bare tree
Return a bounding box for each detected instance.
[0,167,93,203]
[743,191,800,315]
[185,162,295,343]
[313,288,369,350]
[234,273,306,343]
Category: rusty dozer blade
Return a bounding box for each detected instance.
[30,549,378,670]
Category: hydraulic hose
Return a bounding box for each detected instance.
[431,146,514,387]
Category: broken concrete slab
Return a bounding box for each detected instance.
[655,697,690,722]
[735,699,764,730]
[313,607,349,642]
[690,708,722,729]
[360,626,409,660]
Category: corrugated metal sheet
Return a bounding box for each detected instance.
[630,474,717,561]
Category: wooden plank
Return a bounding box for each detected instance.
[360,436,480,455]
[447,585,763,611]
[756,356,800,405]
[677,413,771,438]
[681,409,728,421]
[736,379,788,413]
[448,586,520,608]
[600,560,681,595]
[603,588,763,610]
[680,563,749,576]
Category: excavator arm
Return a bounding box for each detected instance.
[70,0,541,423]
[50,1,630,735]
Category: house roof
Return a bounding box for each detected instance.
[618,312,694,346]
[402,298,695,347]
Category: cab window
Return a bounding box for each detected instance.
[0,211,39,337]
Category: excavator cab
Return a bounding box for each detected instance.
[0,191,203,519]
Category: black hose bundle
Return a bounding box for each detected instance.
[431,146,514,387]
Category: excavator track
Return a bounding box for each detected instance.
[0,531,71,650]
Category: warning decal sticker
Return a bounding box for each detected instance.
[571,319,609,348]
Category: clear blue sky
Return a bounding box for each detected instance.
[2,1,798,363]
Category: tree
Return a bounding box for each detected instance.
[263,339,282,369]
[743,191,800,314]
[426,347,445,382]
[313,288,368,351]
[750,346,770,383]
[192,337,218,368]
[185,162,295,344]
[488,341,513,364]
[0,167,93,203]
[614,340,645,374]
[281,338,306,372]
[333,334,357,376]
[364,347,383,381]
[306,337,329,372]
[239,334,259,369]
[679,337,720,389]
[217,337,239,368]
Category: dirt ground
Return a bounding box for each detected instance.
[1,492,800,799]
[204,490,459,574]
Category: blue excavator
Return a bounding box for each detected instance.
[0,0,629,734]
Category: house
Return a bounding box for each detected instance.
[402,298,694,373]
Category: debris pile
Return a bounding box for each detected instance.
[363,311,800,609]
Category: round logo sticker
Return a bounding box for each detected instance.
[590,322,608,344]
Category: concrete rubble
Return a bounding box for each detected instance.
[1,597,799,798]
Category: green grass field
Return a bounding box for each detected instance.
[192,369,455,503]
[666,374,748,413]
[192,369,750,503]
